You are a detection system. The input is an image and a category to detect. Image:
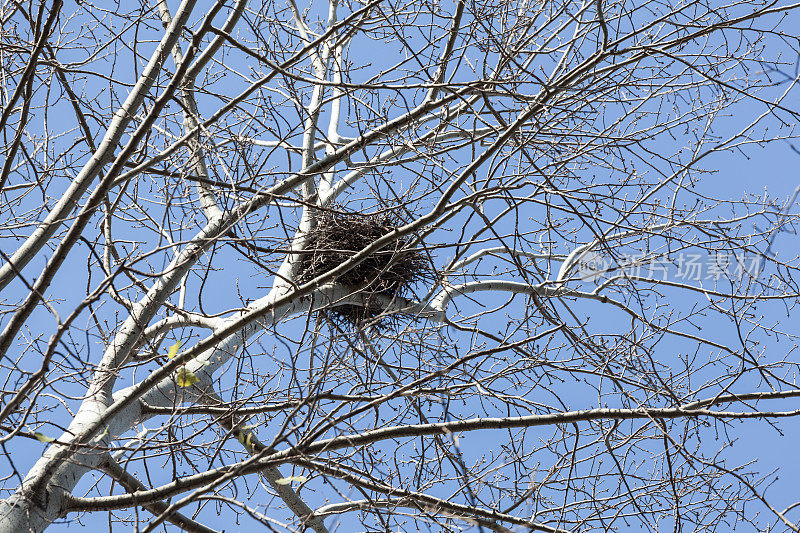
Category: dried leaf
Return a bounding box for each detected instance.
[274,475,308,485]
[167,340,182,359]
[34,432,55,443]
[175,367,199,387]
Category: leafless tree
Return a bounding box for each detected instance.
[1,0,799,531]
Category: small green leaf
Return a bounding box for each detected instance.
[94,425,109,443]
[34,432,55,443]
[167,340,182,359]
[175,367,199,387]
[236,429,255,450]
[274,475,308,486]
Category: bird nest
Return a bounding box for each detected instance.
[296,210,431,327]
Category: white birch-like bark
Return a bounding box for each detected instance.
[2,1,799,531]
[0,0,201,291]
[0,283,357,532]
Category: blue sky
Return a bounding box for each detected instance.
[2,0,800,531]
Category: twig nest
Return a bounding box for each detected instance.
[296,210,431,327]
